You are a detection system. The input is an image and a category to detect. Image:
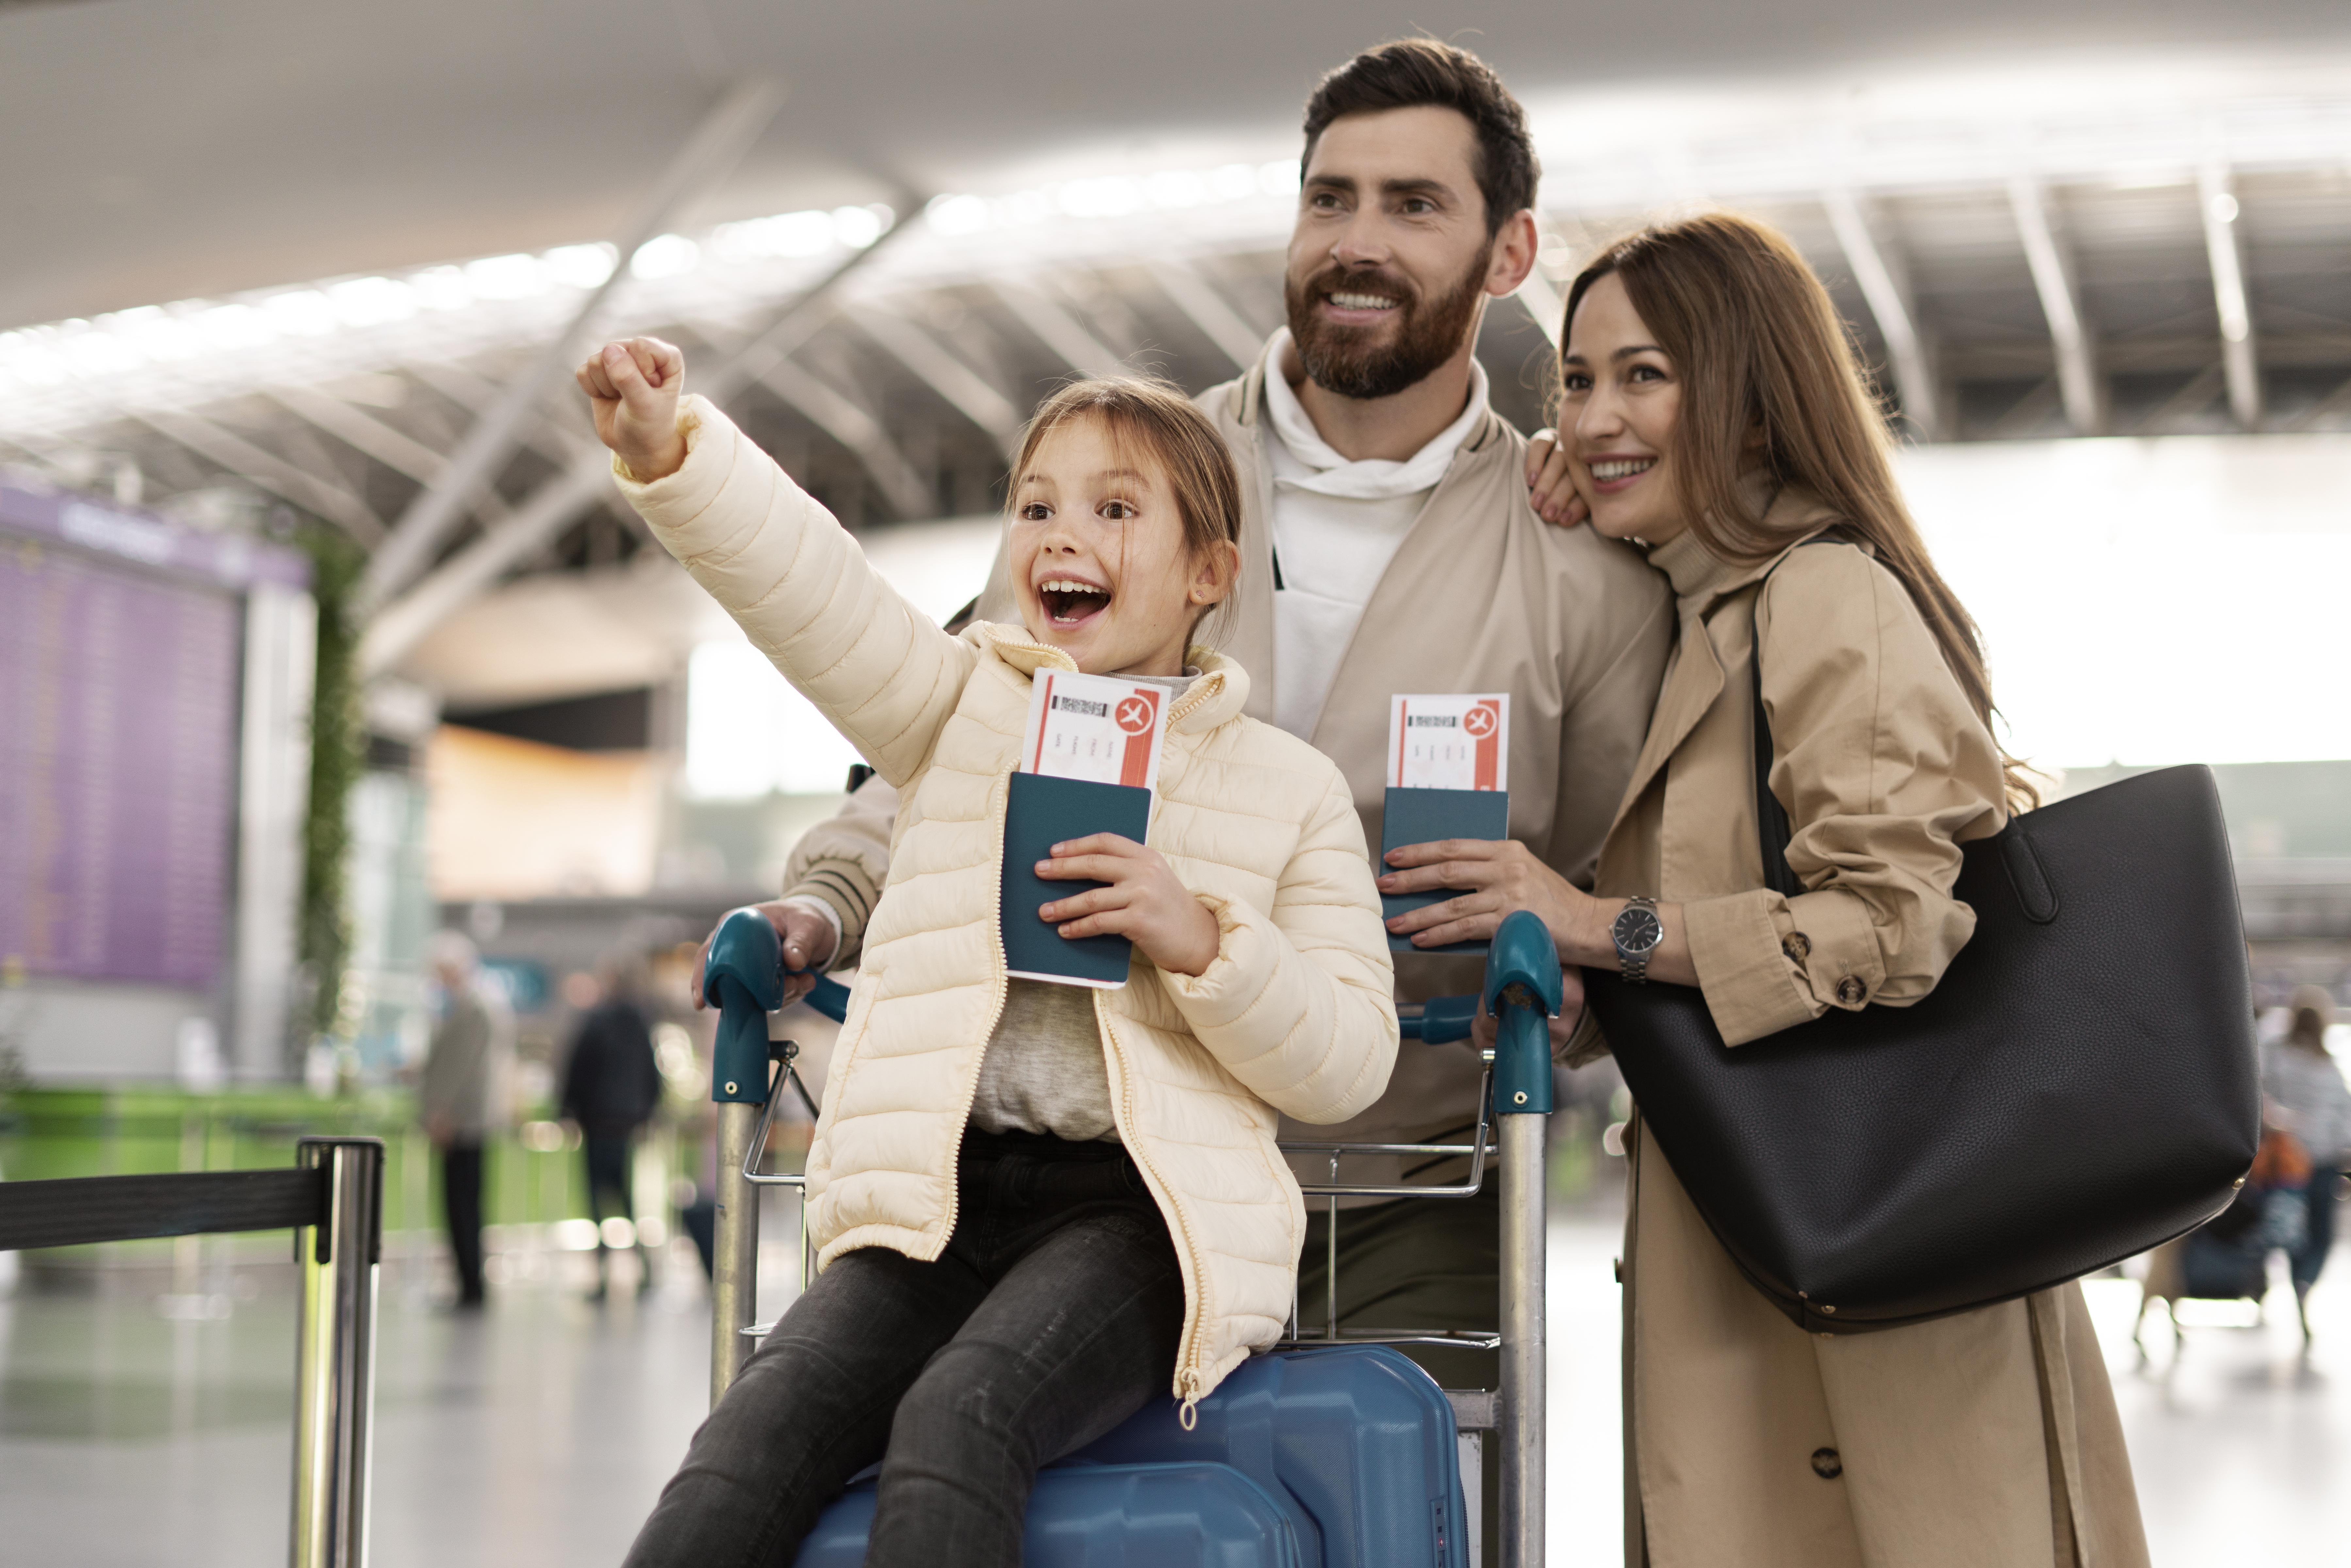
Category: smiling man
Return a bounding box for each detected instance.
[726,33,1670,1486]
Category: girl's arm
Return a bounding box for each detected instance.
[1154,769,1401,1127]
[584,339,974,788]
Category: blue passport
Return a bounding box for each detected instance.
[1379,785,1511,956]
[1000,770,1153,987]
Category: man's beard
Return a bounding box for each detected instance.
[1284,247,1490,401]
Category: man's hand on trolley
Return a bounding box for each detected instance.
[1467,981,1587,1056]
[689,901,837,1011]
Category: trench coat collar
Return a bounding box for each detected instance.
[1604,482,1845,838]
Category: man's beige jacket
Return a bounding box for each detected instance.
[618,397,1400,1409]
[788,339,1675,1152]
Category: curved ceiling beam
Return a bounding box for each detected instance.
[1823,189,1940,440]
[134,408,386,546]
[357,78,784,614]
[2007,177,2103,436]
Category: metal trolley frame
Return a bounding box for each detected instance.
[701,908,1563,1568]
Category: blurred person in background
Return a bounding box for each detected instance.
[561,956,666,1300]
[419,930,514,1311]
[2266,985,2351,1340]
[688,47,1673,1485]
[1476,212,2147,1566]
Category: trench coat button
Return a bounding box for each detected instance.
[1811,1447,1843,1479]
[1782,931,1812,962]
[1836,976,1866,1006]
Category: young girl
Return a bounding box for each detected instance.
[578,337,1399,1566]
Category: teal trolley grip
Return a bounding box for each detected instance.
[707,909,783,1105]
[705,908,781,1403]
[1480,906,1562,1567]
[1483,909,1562,1116]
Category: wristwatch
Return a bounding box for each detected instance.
[1612,896,1664,985]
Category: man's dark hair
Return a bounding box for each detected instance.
[1301,39,1539,237]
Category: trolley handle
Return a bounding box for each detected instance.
[1399,993,1479,1043]
[798,973,851,1023]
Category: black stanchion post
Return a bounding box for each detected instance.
[290,1137,384,1568]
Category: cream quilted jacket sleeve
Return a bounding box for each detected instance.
[613,395,975,788]
[1159,762,1399,1126]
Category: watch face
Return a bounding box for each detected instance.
[1615,907,1664,955]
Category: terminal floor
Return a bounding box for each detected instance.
[2,1218,2346,1565]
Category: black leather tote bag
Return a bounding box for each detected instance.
[1582,599,2261,1334]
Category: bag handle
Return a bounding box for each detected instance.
[1748,532,1846,900]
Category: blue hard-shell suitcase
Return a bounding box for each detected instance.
[793,1461,1306,1567]
[792,1346,1466,1568]
[1063,1346,1468,1568]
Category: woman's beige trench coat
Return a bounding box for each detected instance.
[1579,492,2148,1568]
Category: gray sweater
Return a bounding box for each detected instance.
[967,669,1200,1145]
[418,988,512,1142]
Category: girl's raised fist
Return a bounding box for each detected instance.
[577,337,688,481]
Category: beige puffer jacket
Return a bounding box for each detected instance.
[617,397,1400,1407]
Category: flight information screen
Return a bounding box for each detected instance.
[0,499,249,990]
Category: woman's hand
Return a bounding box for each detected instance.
[1378,837,1603,955]
[1523,429,1590,529]
[1037,834,1221,978]
[1385,839,1701,984]
[577,337,688,480]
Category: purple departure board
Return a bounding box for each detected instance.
[0,536,241,988]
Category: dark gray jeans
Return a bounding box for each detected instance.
[623,1130,1184,1568]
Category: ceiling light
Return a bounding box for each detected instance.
[464,254,547,299]
[629,234,702,279]
[541,243,617,288]
[1146,170,1206,209]
[326,276,421,326]
[925,194,990,236]
[713,210,836,259]
[831,206,886,249]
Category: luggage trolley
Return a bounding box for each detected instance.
[702,908,1564,1568]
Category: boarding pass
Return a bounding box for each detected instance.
[1388,693,1509,792]
[1023,670,1172,793]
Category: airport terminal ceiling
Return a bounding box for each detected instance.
[7,0,2351,327]
[5,0,2351,723]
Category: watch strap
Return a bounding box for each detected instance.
[1617,895,1660,985]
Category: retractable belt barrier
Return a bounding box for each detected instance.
[0,1137,385,1568]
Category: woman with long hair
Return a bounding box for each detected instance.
[1379,212,2148,1565]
